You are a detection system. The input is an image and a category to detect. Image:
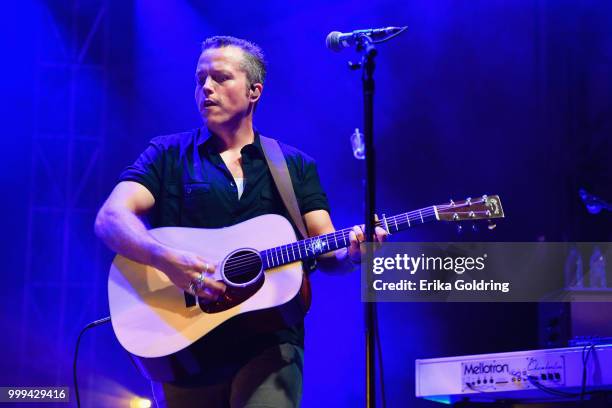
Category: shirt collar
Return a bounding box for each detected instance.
[197,127,264,158]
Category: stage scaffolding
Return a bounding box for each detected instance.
[21,1,109,405]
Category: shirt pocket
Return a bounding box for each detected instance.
[182,182,212,214]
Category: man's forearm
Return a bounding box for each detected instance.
[94,207,168,268]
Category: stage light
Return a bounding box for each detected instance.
[129,397,152,408]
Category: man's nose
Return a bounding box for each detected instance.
[202,76,214,95]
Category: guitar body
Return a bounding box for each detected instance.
[108,214,307,381]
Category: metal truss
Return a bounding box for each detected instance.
[20,1,109,404]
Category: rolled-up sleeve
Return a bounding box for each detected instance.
[117,138,165,200]
[295,156,330,215]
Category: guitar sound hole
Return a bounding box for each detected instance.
[222,249,263,286]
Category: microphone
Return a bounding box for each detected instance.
[326,26,406,52]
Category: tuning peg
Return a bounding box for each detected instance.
[457,224,463,234]
[472,223,479,233]
[487,220,497,230]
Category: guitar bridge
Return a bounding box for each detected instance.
[184,292,197,307]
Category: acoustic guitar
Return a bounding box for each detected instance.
[108,195,504,380]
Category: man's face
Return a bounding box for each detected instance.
[194,46,257,129]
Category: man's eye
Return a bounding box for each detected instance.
[196,74,229,85]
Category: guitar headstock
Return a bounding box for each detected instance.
[436,195,504,222]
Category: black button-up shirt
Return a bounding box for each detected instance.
[119,128,330,231]
[117,128,330,357]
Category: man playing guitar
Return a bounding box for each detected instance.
[95,36,387,407]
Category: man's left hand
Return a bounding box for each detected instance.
[347,224,388,263]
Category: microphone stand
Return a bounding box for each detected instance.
[348,34,379,408]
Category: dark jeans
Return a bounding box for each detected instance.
[150,343,304,408]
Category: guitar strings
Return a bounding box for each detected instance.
[222,205,493,278]
[223,207,491,272]
[224,204,489,268]
[222,204,489,271]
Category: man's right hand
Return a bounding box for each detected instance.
[152,247,226,303]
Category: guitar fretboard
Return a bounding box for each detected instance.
[261,206,439,269]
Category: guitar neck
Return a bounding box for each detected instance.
[261,206,438,269]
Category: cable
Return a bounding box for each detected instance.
[526,376,607,399]
[581,343,596,401]
[525,344,598,401]
[73,316,111,408]
[526,376,578,398]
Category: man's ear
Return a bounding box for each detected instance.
[249,83,263,102]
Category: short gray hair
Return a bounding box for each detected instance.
[201,36,267,87]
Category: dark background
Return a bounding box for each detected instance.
[1,0,610,406]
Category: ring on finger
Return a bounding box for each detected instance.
[196,272,205,288]
[188,281,197,294]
